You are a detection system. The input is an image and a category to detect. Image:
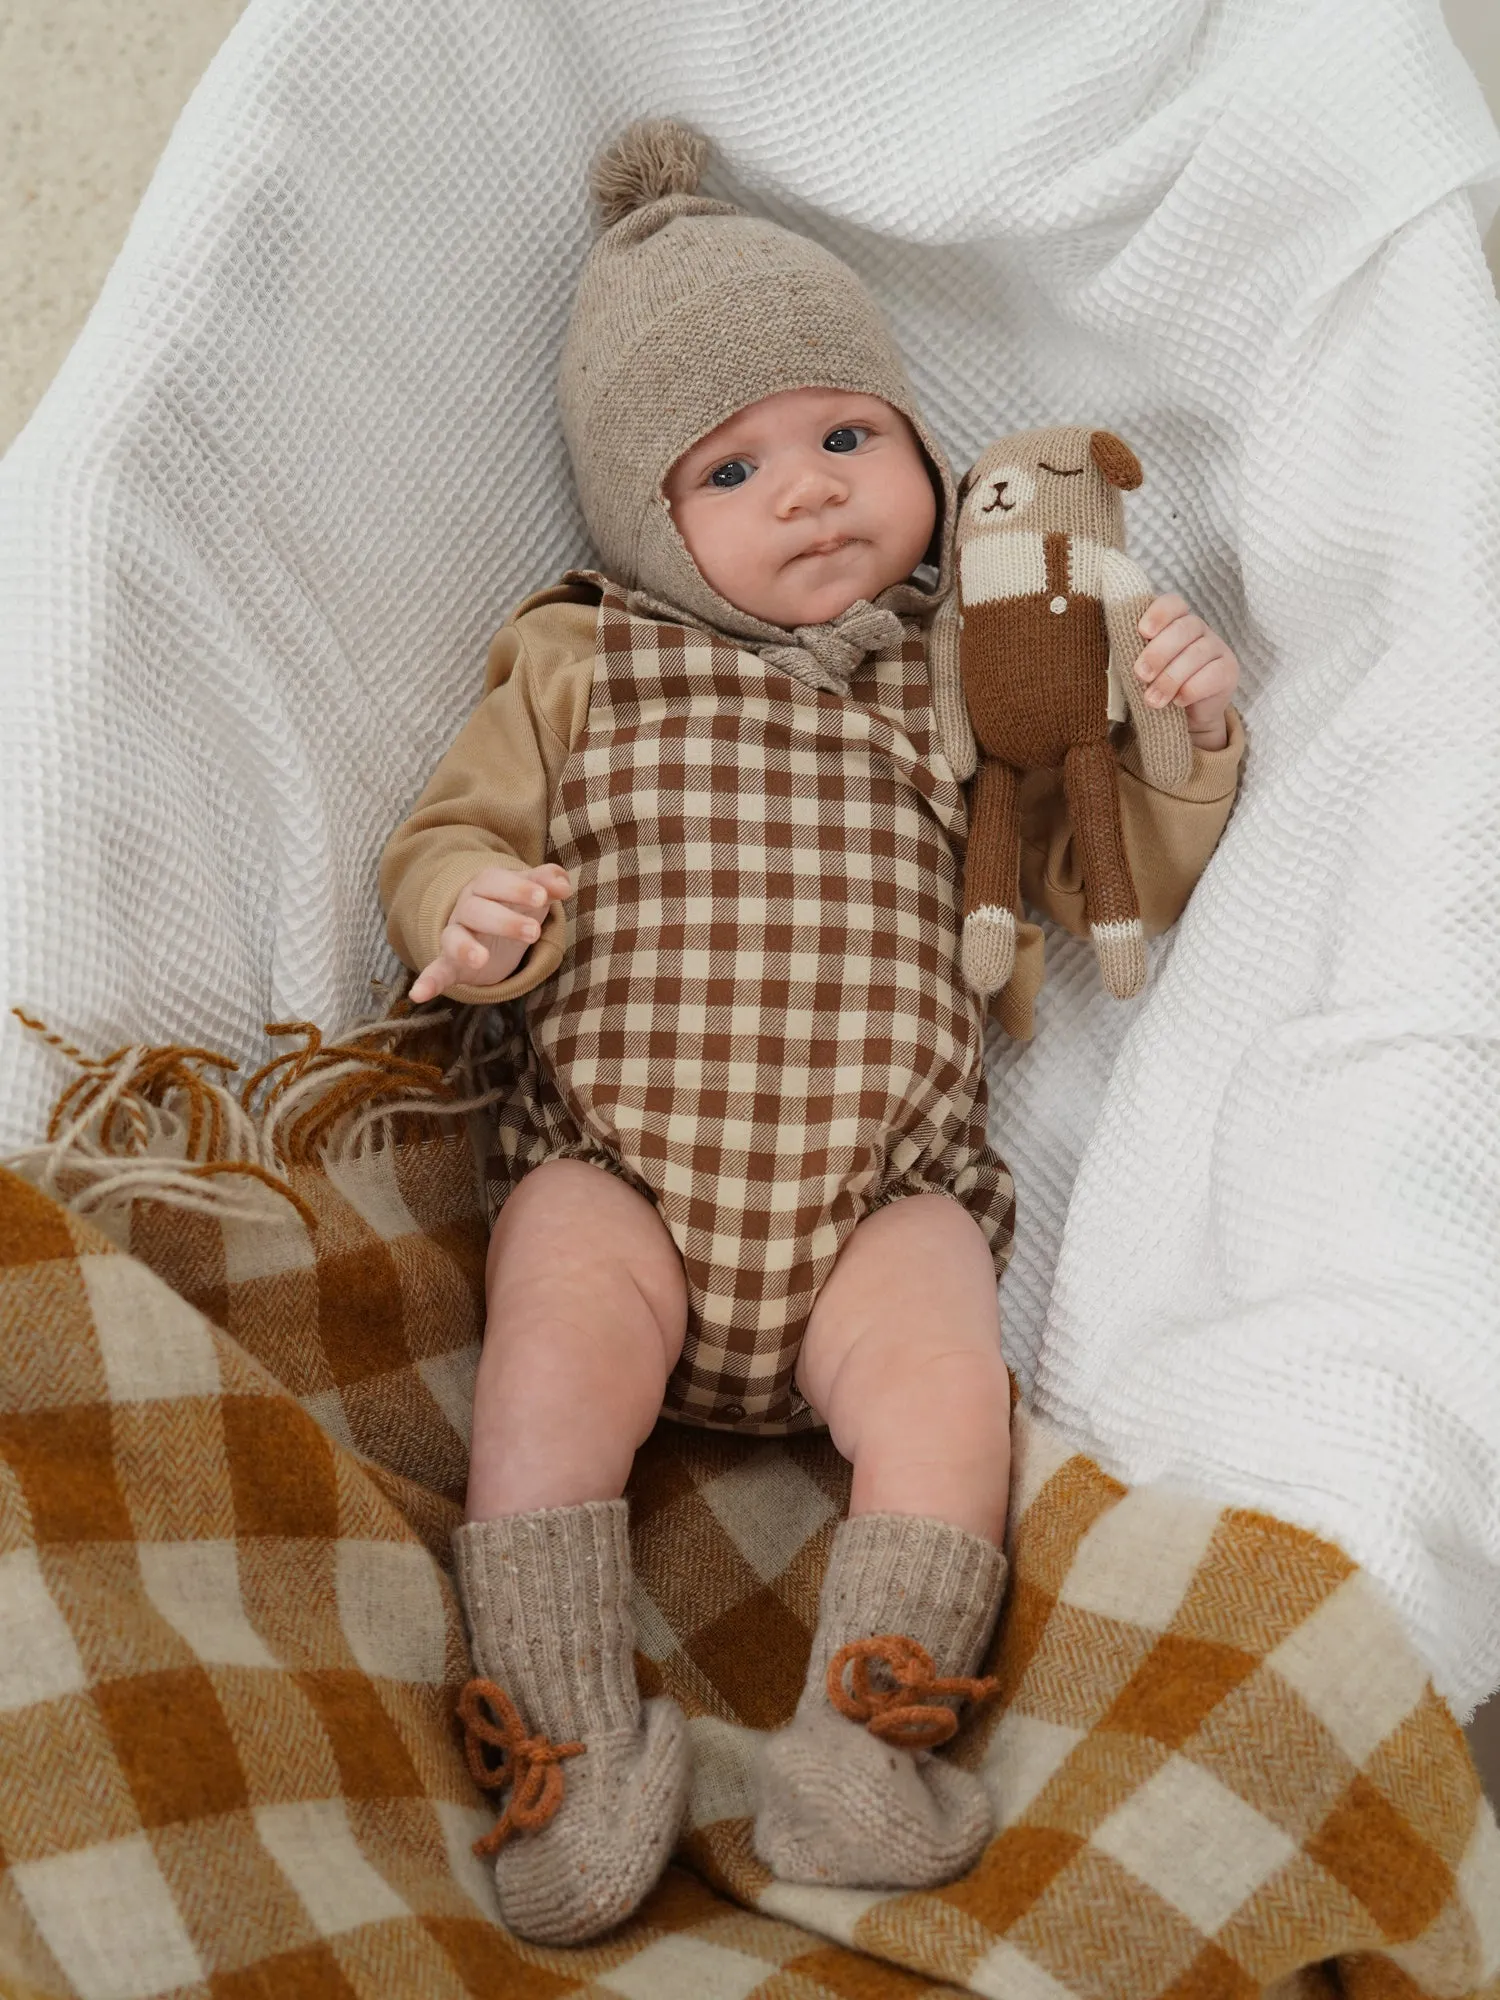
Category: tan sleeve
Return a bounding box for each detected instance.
[993,706,1246,1039]
[378,595,597,1004]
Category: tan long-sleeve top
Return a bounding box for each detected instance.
[379,581,1244,1038]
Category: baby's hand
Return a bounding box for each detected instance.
[410,862,573,1005]
[1134,595,1240,752]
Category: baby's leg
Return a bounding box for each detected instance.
[467,1157,688,1518]
[453,1160,690,1944]
[753,1194,1010,1889]
[797,1190,1011,1541]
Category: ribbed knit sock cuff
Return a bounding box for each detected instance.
[804,1512,1008,1705]
[452,1500,640,1741]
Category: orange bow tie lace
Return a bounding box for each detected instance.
[826,1634,999,1750]
[457,1678,584,1857]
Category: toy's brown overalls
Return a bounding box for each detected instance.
[961,530,1137,938]
[486,575,1015,1435]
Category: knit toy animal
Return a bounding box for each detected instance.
[928,425,1193,1002]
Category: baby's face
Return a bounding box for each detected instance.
[663,388,938,630]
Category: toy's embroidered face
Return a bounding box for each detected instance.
[955,428,1140,550]
[960,463,1036,525]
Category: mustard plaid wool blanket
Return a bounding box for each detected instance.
[1,1026,1497,1998]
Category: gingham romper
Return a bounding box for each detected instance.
[486,574,1014,1434]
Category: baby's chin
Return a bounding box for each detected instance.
[757,554,912,630]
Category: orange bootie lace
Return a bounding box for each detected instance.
[826,1634,999,1749]
[457,1678,585,1856]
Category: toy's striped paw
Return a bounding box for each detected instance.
[1091,917,1146,998]
[962,906,1016,996]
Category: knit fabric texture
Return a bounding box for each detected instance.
[752,1512,1007,1887]
[451,1501,689,1944]
[453,1501,641,1740]
[801,1511,1007,1697]
[556,121,956,654]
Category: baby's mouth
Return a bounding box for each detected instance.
[794,535,855,560]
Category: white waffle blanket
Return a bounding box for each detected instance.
[2,0,1499,1707]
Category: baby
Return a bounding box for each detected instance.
[380,122,1242,1947]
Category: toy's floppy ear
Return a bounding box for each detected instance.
[1089,431,1143,489]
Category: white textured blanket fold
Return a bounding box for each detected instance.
[1,0,1498,1704]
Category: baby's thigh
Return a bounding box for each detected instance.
[795,1193,1004,1426]
[470,1162,687,1513]
[485,1160,688,1383]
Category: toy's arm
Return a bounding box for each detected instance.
[927,592,978,782]
[1100,549,1193,791]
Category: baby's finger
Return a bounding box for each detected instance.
[1138,594,1189,641]
[529,863,574,899]
[465,865,555,913]
[451,892,543,945]
[410,950,463,1005]
[1172,655,1239,714]
[436,919,496,974]
[1135,612,1206,681]
[1144,633,1223,707]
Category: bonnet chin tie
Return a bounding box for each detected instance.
[761,600,908,695]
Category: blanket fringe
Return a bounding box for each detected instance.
[5,993,511,1230]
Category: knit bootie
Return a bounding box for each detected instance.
[452,1501,688,1945]
[751,1512,1006,1889]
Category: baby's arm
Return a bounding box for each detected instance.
[1020,703,1243,936]
[380,607,593,1005]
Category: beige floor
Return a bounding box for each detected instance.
[0,0,250,452]
[3,0,1499,1803]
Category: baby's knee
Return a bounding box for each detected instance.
[810,1317,1009,1467]
[485,1160,688,1383]
[854,1328,1007,1415]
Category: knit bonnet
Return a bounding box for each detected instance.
[557,121,956,690]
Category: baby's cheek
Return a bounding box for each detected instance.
[673,501,730,586]
[685,509,780,614]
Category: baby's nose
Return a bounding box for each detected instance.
[777,459,847,513]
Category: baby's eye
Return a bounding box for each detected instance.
[708,458,753,489]
[823,426,870,454]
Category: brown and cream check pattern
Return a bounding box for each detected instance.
[485,572,1016,1434]
[2,1064,1497,1996]
[647,1412,1500,1999]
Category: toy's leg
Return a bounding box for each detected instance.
[1061,740,1146,998]
[961,756,1020,997]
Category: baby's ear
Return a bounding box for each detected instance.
[1089,431,1143,490]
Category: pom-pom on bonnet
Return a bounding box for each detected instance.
[590,120,709,230]
[557,119,956,666]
